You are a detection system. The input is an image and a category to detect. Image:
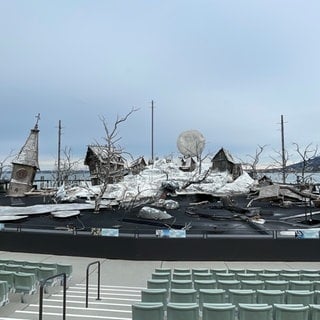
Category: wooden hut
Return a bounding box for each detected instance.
[84,145,126,185]
[130,156,147,175]
[211,148,243,179]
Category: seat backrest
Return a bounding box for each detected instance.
[147,279,170,292]
[171,279,193,290]
[152,272,171,281]
[141,288,167,307]
[274,304,309,320]
[289,280,313,291]
[172,272,192,281]
[170,289,197,303]
[132,302,164,320]
[202,303,235,320]
[228,289,256,305]
[194,280,217,292]
[238,303,273,320]
[257,290,285,304]
[265,280,289,291]
[309,304,320,320]
[237,273,257,281]
[285,290,315,305]
[193,272,213,281]
[217,280,241,291]
[241,280,264,290]
[216,273,236,281]
[167,302,199,320]
[199,289,226,310]
[258,273,279,281]
[280,273,300,281]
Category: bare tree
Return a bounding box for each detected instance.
[270,148,290,183]
[93,107,138,213]
[242,145,267,179]
[54,147,82,186]
[292,142,318,184]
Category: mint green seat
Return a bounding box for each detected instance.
[314,290,320,303]
[192,268,209,275]
[194,280,216,292]
[289,280,313,291]
[228,268,245,274]
[14,272,37,302]
[167,302,199,320]
[4,264,21,273]
[141,289,167,309]
[170,289,197,303]
[155,268,172,275]
[171,279,193,289]
[265,280,289,291]
[264,268,282,274]
[228,289,256,306]
[20,266,39,281]
[217,280,241,291]
[172,272,192,281]
[152,272,171,282]
[210,268,228,278]
[274,304,309,320]
[257,289,285,304]
[0,271,15,292]
[300,269,320,274]
[132,302,164,320]
[39,262,57,272]
[147,279,170,294]
[281,269,300,274]
[258,273,279,281]
[314,281,320,291]
[241,280,264,290]
[246,268,264,275]
[238,303,272,320]
[280,273,300,281]
[301,273,320,281]
[56,263,73,280]
[202,303,235,320]
[309,304,320,320]
[193,272,213,281]
[216,272,236,281]
[173,268,190,274]
[237,273,257,281]
[38,267,57,286]
[285,290,314,305]
[199,289,226,310]
[0,281,9,306]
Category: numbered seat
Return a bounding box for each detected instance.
[132,302,164,320]
[238,303,272,320]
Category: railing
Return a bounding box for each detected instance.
[86,261,101,308]
[39,273,66,320]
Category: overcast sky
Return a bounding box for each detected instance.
[0,0,319,170]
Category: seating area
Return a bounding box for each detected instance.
[0,258,72,304]
[132,267,320,319]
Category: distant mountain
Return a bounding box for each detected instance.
[286,156,320,172]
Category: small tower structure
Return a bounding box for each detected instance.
[7,115,40,197]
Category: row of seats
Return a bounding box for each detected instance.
[153,268,320,281]
[156,267,320,274]
[0,259,72,304]
[132,302,318,320]
[142,288,320,308]
[149,276,320,292]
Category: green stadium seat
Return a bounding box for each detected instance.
[238,303,272,320]
[202,303,235,320]
[274,303,309,320]
[167,302,199,320]
[199,289,226,310]
[132,302,164,320]
[170,289,197,303]
[257,289,285,304]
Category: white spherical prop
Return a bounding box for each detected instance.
[177,130,205,157]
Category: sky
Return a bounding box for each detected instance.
[0,0,319,170]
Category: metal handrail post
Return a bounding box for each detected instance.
[85,261,101,308]
[39,273,66,320]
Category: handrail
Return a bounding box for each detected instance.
[39,272,66,320]
[85,261,101,308]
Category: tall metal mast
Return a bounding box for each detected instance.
[281,115,286,184]
[57,120,62,186]
[151,100,154,163]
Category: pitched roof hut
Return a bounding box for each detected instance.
[84,145,126,185]
[211,148,243,179]
[130,156,147,175]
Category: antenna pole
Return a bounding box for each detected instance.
[151,100,154,163]
[281,115,286,184]
[57,120,62,186]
